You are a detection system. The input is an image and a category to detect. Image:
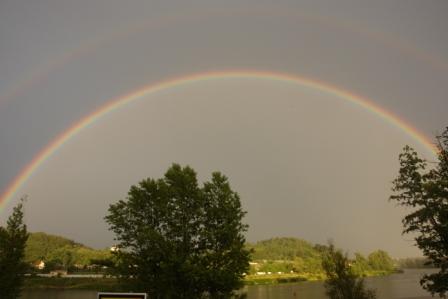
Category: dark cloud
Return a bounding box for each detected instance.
[1,0,447,257]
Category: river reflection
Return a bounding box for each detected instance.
[243,269,434,299]
[21,269,434,299]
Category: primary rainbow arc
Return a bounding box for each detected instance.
[0,70,437,212]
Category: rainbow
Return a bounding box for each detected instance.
[2,8,447,110]
[0,70,437,213]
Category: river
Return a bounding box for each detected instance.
[20,269,434,299]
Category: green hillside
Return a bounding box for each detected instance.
[24,233,395,276]
[25,232,112,269]
[25,232,80,263]
[246,237,395,277]
[247,237,319,261]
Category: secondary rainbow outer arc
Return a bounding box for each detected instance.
[0,70,437,213]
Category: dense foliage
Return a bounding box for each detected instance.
[105,164,250,299]
[25,232,112,271]
[0,200,29,298]
[247,238,394,277]
[367,250,394,272]
[248,237,318,260]
[390,127,448,297]
[25,232,78,263]
[322,244,376,299]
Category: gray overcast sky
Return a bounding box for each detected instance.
[1,0,447,257]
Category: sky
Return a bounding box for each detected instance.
[1,0,447,257]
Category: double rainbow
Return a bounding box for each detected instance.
[0,70,437,213]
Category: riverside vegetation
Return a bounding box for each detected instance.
[22,232,397,290]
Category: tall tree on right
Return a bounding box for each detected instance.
[390,127,448,298]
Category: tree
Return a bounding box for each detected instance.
[24,232,78,264]
[390,127,448,297]
[321,244,376,299]
[24,232,113,270]
[105,164,250,298]
[0,199,29,298]
[351,253,370,276]
[367,250,394,272]
[48,245,75,271]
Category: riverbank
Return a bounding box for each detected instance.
[244,273,318,285]
[244,270,393,285]
[24,277,123,292]
[20,269,434,299]
[23,270,395,290]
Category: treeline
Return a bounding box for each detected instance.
[395,257,433,269]
[25,232,112,272]
[25,233,400,276]
[246,237,395,277]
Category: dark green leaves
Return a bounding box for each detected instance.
[390,127,448,297]
[322,244,376,299]
[105,164,250,298]
[0,199,29,299]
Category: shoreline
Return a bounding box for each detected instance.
[23,270,396,291]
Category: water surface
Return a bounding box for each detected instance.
[21,269,434,299]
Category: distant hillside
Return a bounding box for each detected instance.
[396,257,433,269]
[245,237,395,276]
[247,237,320,261]
[25,232,111,267]
[25,232,82,263]
[24,233,395,275]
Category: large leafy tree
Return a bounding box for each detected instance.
[322,244,376,299]
[105,164,250,298]
[0,199,29,298]
[390,127,448,297]
[367,250,394,272]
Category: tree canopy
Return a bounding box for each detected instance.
[105,164,250,298]
[25,232,78,263]
[322,244,376,299]
[0,200,29,298]
[390,127,448,297]
[367,250,394,272]
[24,232,112,271]
[247,237,318,260]
[246,238,394,277]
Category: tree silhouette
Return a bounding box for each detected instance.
[105,164,250,298]
[0,198,29,298]
[390,127,448,297]
[322,243,376,299]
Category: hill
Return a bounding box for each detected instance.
[24,233,395,276]
[246,237,395,276]
[25,232,81,263]
[25,232,111,269]
[247,237,319,261]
